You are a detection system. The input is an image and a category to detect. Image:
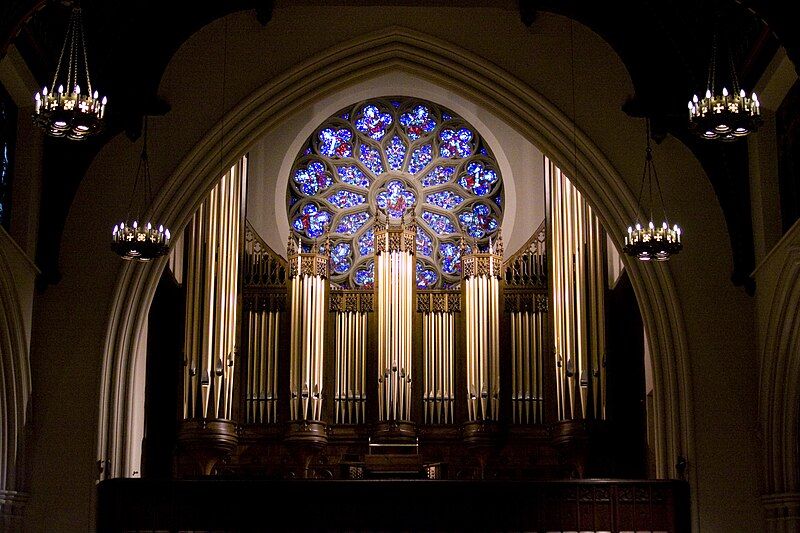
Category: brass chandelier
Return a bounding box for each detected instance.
[624,119,682,262]
[111,118,171,261]
[688,29,761,141]
[33,7,107,140]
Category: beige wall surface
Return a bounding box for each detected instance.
[18,6,761,531]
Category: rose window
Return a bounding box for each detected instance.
[287,97,504,288]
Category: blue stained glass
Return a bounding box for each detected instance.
[354,261,375,287]
[359,143,384,175]
[390,100,401,108]
[416,261,438,289]
[439,242,464,275]
[493,194,502,207]
[416,227,433,257]
[355,104,393,141]
[330,242,352,274]
[358,226,375,256]
[441,112,452,121]
[327,190,366,209]
[408,144,432,174]
[340,113,350,120]
[399,105,437,141]
[337,166,370,188]
[289,195,299,207]
[458,161,498,196]
[426,190,464,210]
[422,211,457,235]
[376,180,416,218]
[303,146,313,155]
[479,146,488,156]
[292,204,332,238]
[293,161,332,195]
[458,203,498,238]
[335,212,370,235]
[421,166,456,187]
[386,136,407,171]
[439,128,474,158]
[318,127,353,158]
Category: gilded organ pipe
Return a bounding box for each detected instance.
[287,235,329,422]
[182,157,247,422]
[546,158,607,422]
[374,214,415,423]
[463,236,503,422]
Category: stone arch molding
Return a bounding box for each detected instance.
[0,240,31,519]
[97,25,693,484]
[760,248,800,510]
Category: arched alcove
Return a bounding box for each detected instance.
[97,26,692,498]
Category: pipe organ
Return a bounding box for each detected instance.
[175,161,619,480]
[242,224,287,424]
[504,223,547,424]
[462,239,503,422]
[374,215,415,424]
[287,237,328,422]
[182,158,246,422]
[547,159,607,422]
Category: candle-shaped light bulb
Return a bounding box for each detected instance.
[648,221,655,230]
[722,87,729,97]
[113,225,118,235]
[158,225,164,233]
[93,90,98,99]
[133,221,138,229]
[58,85,64,94]
[740,89,746,98]
[165,229,171,240]
[663,221,668,229]
[75,84,80,95]
[35,92,40,101]
[102,96,107,105]
[146,222,152,230]
[705,89,712,99]
[42,86,48,96]
[635,223,642,231]
[693,94,699,103]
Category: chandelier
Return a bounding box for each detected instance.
[111,118,171,261]
[688,30,761,141]
[33,7,107,140]
[623,119,682,262]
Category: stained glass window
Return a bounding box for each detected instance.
[287,97,503,288]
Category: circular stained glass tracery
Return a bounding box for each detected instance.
[287,97,504,289]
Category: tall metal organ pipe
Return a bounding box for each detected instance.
[182,157,247,422]
[287,236,329,422]
[374,214,415,423]
[547,158,607,421]
[462,236,503,421]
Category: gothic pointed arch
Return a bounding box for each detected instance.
[97,26,693,497]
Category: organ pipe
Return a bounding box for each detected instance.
[287,236,329,422]
[182,156,247,421]
[547,158,607,422]
[331,291,371,424]
[375,213,415,423]
[504,224,547,424]
[463,236,503,422]
[418,291,459,425]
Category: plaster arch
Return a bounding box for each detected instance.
[761,248,800,495]
[97,24,693,499]
[0,233,31,523]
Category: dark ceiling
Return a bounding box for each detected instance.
[1,0,798,292]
